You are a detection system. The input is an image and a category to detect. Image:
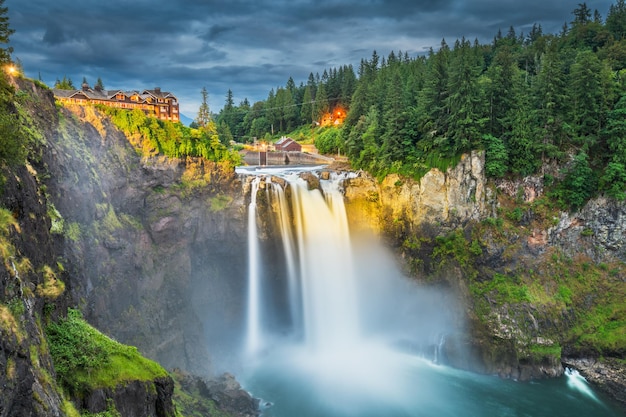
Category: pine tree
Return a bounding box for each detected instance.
[300,86,313,125]
[196,87,211,128]
[533,40,568,162]
[446,38,486,155]
[607,0,626,40]
[0,0,14,64]
[568,50,606,145]
[486,45,518,138]
[419,40,450,141]
[313,82,329,124]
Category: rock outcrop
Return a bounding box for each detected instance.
[344,150,492,236]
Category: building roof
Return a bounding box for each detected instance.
[52,86,177,103]
[276,136,295,146]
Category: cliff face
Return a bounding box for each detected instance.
[344,151,491,236]
[0,78,242,416]
[40,103,248,377]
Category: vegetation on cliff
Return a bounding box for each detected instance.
[46,308,168,397]
[98,106,242,169]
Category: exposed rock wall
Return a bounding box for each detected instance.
[41,102,248,377]
[344,150,493,236]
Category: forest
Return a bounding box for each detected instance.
[214,1,626,211]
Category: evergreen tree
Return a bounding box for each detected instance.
[266,89,278,134]
[559,151,596,210]
[533,39,568,162]
[380,69,407,167]
[54,75,75,90]
[313,82,329,124]
[196,87,211,128]
[607,0,626,40]
[419,41,450,143]
[486,45,518,138]
[0,0,14,64]
[446,38,486,155]
[568,50,606,145]
[300,86,314,125]
[483,134,508,177]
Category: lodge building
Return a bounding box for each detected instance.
[52,83,180,122]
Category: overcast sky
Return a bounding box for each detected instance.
[8,0,616,119]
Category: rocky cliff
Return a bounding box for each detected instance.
[0,77,257,416]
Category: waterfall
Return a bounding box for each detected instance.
[240,167,361,351]
[267,178,301,334]
[245,176,262,355]
[289,174,359,349]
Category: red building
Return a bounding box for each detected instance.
[274,136,302,152]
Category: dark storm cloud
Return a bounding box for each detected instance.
[7,0,615,116]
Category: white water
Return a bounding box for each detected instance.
[565,367,600,402]
[267,178,301,333]
[235,165,625,417]
[245,176,262,355]
[237,166,460,402]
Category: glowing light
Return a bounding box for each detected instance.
[6,65,16,75]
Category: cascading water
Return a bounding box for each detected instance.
[235,165,625,417]
[245,176,262,355]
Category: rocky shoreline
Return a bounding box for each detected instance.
[563,358,626,408]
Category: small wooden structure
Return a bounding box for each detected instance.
[274,136,302,152]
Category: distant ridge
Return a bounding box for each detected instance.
[179,113,193,126]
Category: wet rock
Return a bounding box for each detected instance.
[299,171,320,190]
[207,373,260,417]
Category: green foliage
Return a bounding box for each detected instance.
[483,134,508,177]
[171,370,231,417]
[529,343,562,360]
[81,400,121,417]
[209,194,232,212]
[0,0,14,64]
[98,106,241,167]
[314,126,344,155]
[47,202,64,234]
[432,230,477,269]
[46,309,168,397]
[554,151,597,210]
[471,273,531,304]
[54,75,75,90]
[0,111,26,167]
[572,302,626,354]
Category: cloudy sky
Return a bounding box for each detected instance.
[8,0,615,119]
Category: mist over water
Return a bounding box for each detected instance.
[234,165,625,417]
